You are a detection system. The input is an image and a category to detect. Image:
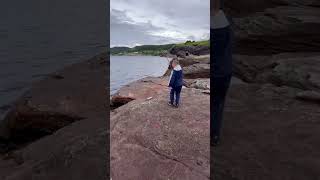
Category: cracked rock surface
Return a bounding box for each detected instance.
[111,88,210,180]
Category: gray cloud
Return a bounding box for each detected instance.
[110,0,209,47]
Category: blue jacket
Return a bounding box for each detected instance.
[169,65,183,88]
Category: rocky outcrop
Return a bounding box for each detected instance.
[109,53,212,179]
[230,4,320,55]
[233,53,320,91]
[110,54,211,109]
[169,45,210,56]
[0,53,108,180]
[184,79,210,90]
[184,77,245,91]
[225,0,320,18]
[178,55,210,67]
[110,77,169,108]
[162,55,210,80]
[111,87,210,179]
[184,63,210,79]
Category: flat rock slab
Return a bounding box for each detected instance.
[184,79,210,90]
[111,77,170,106]
[184,77,245,90]
[178,55,210,67]
[296,90,320,103]
[0,53,108,180]
[111,88,210,180]
[233,53,320,91]
[0,117,107,180]
[213,83,320,180]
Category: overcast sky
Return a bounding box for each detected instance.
[110,0,210,47]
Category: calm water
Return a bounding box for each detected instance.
[110,56,169,95]
[0,0,108,120]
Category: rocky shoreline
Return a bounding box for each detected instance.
[111,0,320,178]
[110,53,212,179]
[109,53,251,179]
[1,1,320,178]
[0,53,108,180]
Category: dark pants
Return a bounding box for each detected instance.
[170,86,182,105]
[210,25,233,140]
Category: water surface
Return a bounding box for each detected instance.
[111,56,169,94]
[0,0,108,120]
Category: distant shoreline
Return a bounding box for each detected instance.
[110,40,209,57]
[110,54,166,57]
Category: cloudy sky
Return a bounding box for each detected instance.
[110,0,210,47]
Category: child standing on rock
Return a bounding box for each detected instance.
[168,58,183,108]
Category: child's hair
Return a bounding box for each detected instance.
[172,58,179,65]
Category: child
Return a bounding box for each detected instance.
[168,58,183,108]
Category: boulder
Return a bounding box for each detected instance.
[184,79,210,90]
[233,6,320,55]
[163,55,210,77]
[183,64,210,79]
[178,55,210,67]
[176,50,187,58]
[233,53,320,91]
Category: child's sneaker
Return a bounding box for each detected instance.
[167,102,173,106]
[173,104,179,108]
